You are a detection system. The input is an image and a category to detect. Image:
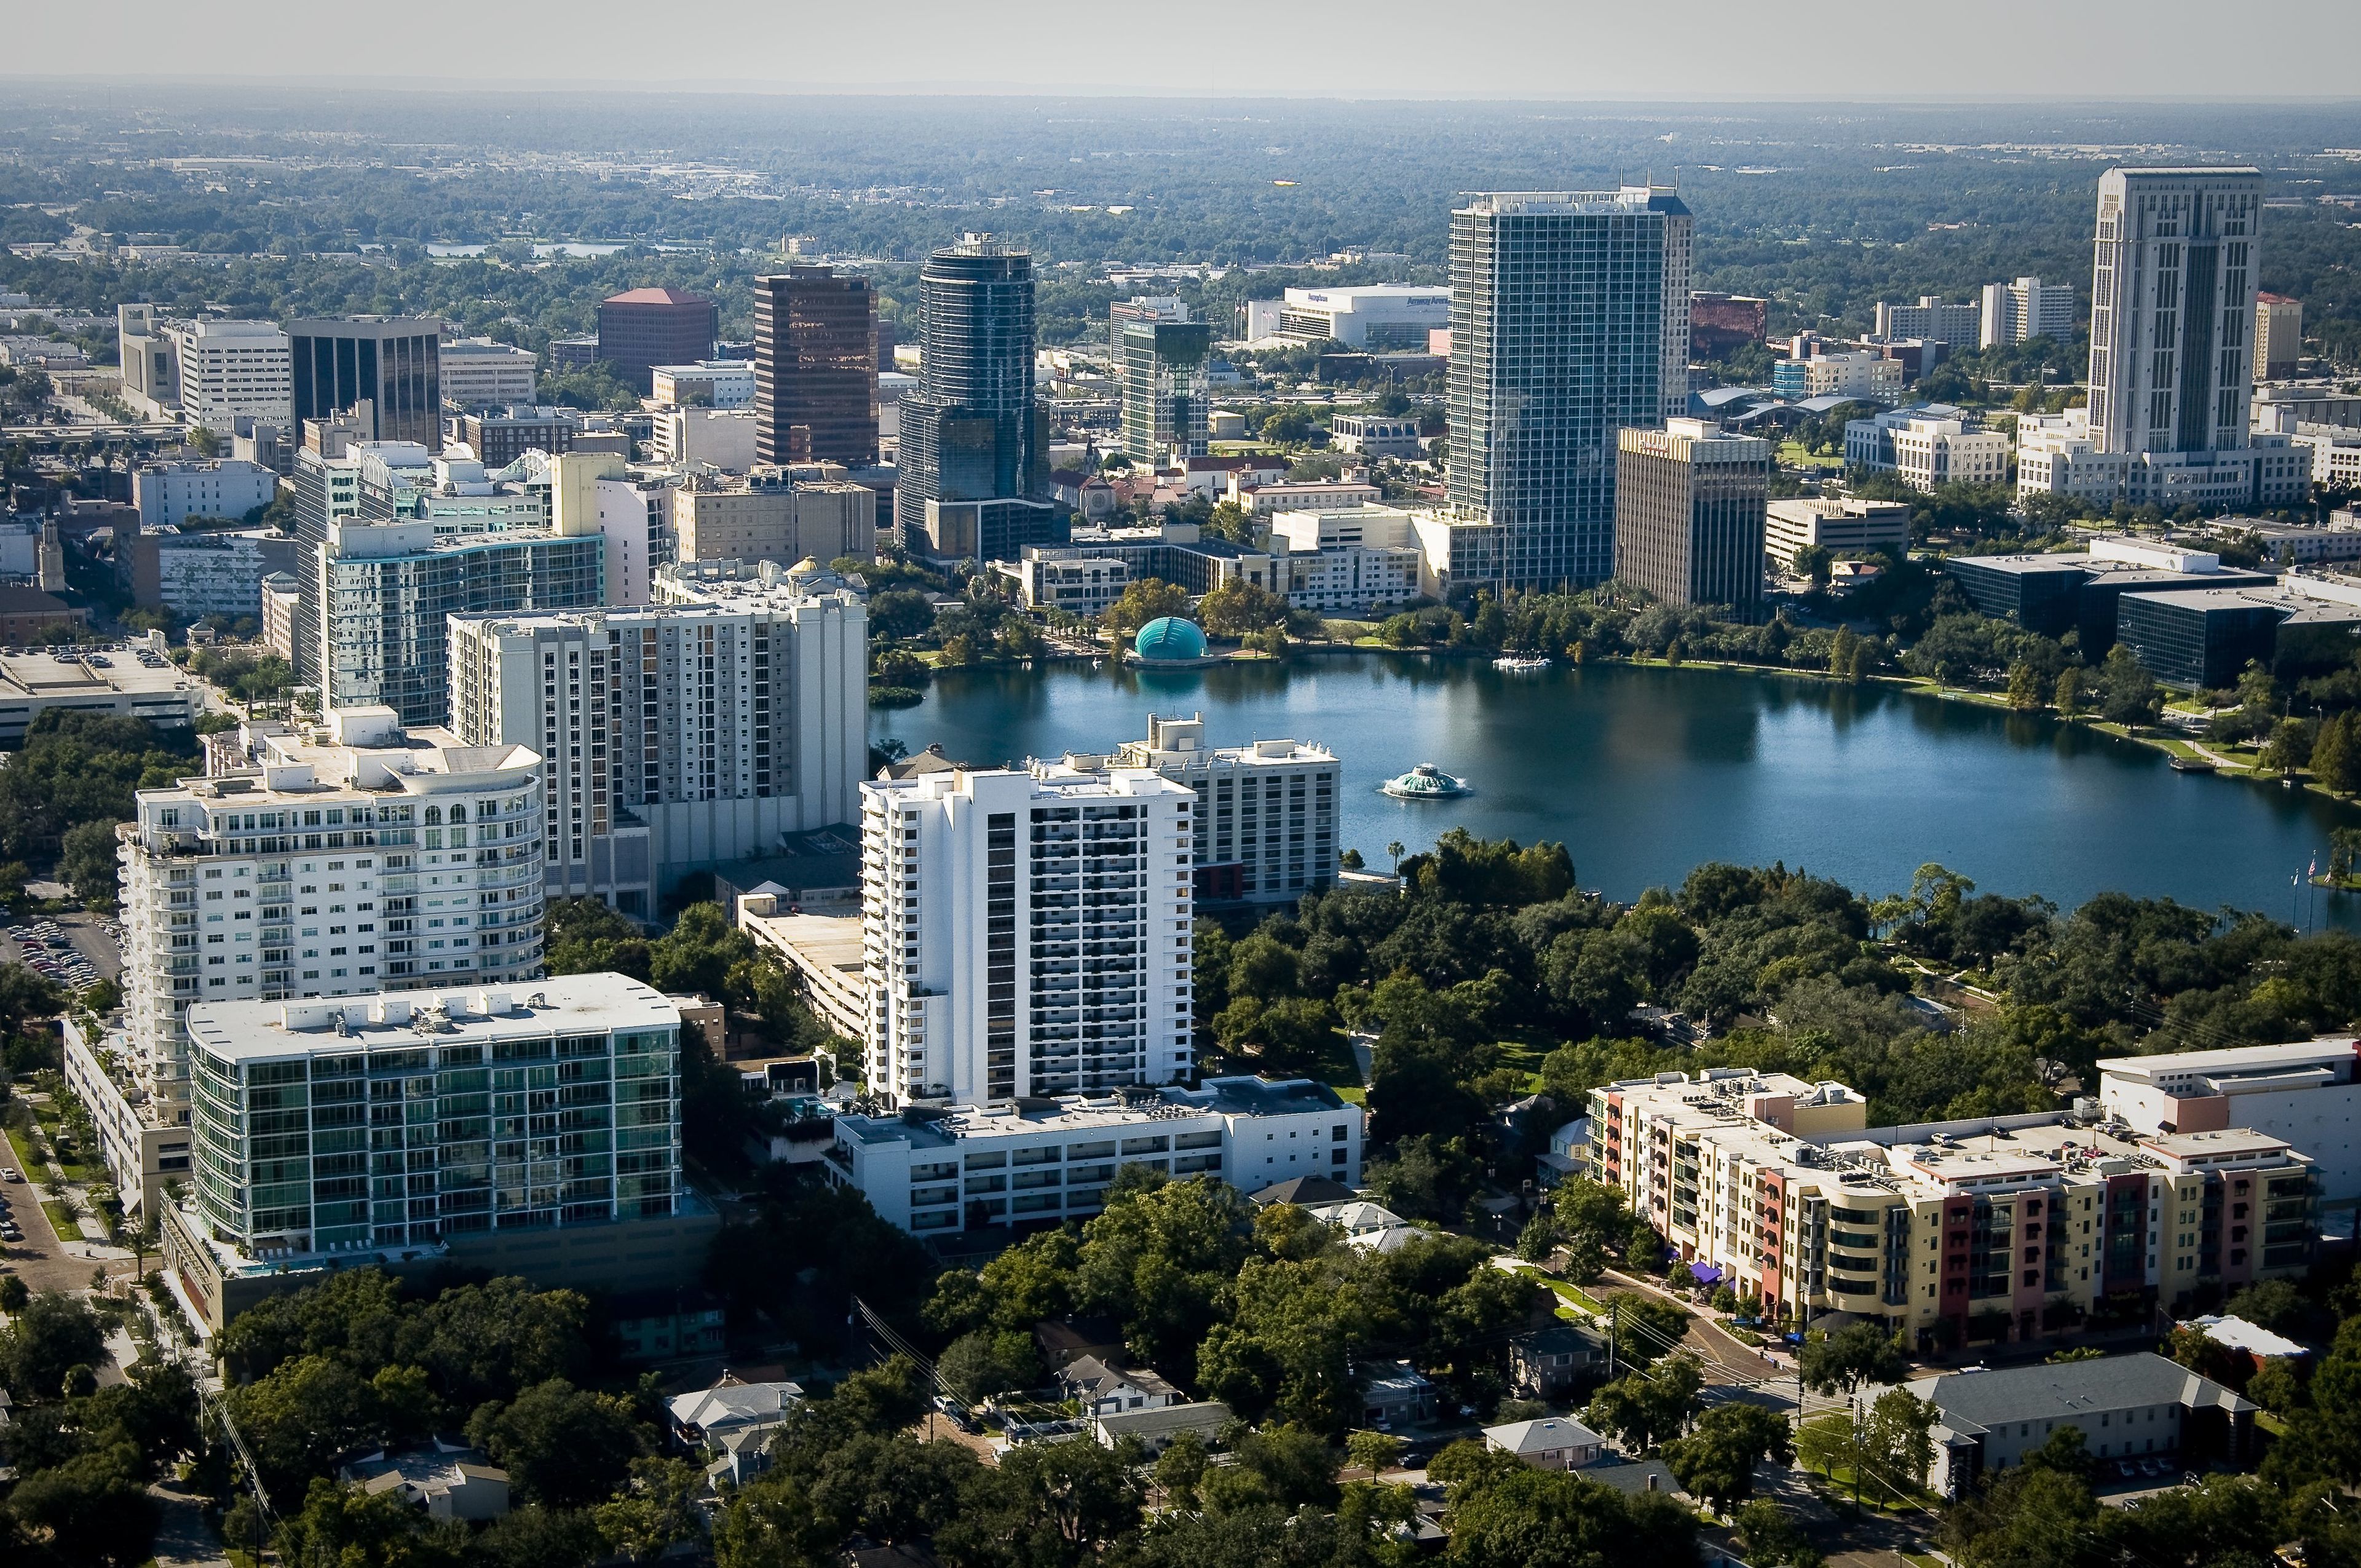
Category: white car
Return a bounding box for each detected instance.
[0,1168,20,1182]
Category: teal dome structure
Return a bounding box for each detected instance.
[1134,617,1208,662]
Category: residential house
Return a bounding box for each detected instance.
[1361,1360,1437,1429]
[1056,1355,1183,1418]
[668,1372,805,1486]
[1482,1416,1608,1471]
[340,1446,511,1521]
[1508,1324,1608,1401]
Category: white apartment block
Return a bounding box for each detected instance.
[437,338,540,409]
[446,586,868,915]
[1268,506,1423,613]
[1110,713,1339,908]
[861,765,1195,1106]
[1875,297,1982,346]
[651,361,757,408]
[132,458,279,528]
[172,319,295,434]
[829,1077,1364,1233]
[2288,424,2361,491]
[1763,497,1913,566]
[1592,1068,2317,1350]
[2100,1040,2361,1206]
[113,706,545,1186]
[1980,277,2078,348]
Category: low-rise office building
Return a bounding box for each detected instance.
[999,548,1132,617]
[2116,575,2361,688]
[1845,405,2009,490]
[674,468,876,564]
[1763,497,1913,568]
[828,1075,1363,1233]
[1269,506,1423,614]
[1771,350,1904,405]
[1327,414,1425,458]
[1591,1067,2318,1350]
[1944,537,2273,657]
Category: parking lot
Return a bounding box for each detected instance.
[8,913,114,991]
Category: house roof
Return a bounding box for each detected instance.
[668,1377,803,1432]
[1514,1323,1603,1355]
[1485,1416,1605,1455]
[1574,1457,1683,1497]
[1907,1351,2252,1438]
[2184,1315,2309,1360]
[1094,1400,1232,1438]
[1248,1175,1357,1206]
[1059,1355,1179,1401]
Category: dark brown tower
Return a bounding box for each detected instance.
[753,267,879,465]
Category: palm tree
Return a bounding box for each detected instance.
[1386,840,1406,876]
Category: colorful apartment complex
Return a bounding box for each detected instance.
[1590,1069,2317,1350]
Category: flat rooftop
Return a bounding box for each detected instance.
[186,974,677,1064]
[0,649,195,699]
[2099,1039,2359,1080]
[2122,584,2361,626]
[840,1075,1349,1149]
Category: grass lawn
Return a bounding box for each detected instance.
[41,1199,78,1239]
[1316,1031,1368,1105]
[1777,441,1845,469]
[4,1126,42,1177]
[1492,1031,1557,1093]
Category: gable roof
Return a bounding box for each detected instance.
[1909,1351,2252,1438]
[1249,1175,1356,1206]
[1485,1416,1605,1455]
[1058,1355,1179,1401]
[668,1378,803,1432]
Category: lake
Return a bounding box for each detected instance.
[872,654,2361,926]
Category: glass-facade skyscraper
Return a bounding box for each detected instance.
[896,235,1058,562]
[1446,189,1693,591]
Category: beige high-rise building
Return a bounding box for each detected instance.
[674,469,876,566]
[2255,293,2303,382]
[1612,419,1771,617]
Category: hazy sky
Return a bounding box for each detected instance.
[16,0,2361,99]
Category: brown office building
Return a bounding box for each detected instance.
[1689,291,1770,358]
[753,267,879,465]
[1613,419,1771,619]
[598,287,718,394]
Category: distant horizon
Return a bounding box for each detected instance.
[8,75,2361,107]
[9,0,2360,100]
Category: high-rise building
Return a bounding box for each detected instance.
[895,235,1058,563]
[2088,168,2261,457]
[318,517,605,726]
[1874,296,1981,346]
[752,267,877,465]
[861,763,1195,1106]
[2076,168,2308,511]
[1612,419,1771,617]
[598,288,718,395]
[437,338,540,409]
[447,582,867,914]
[170,319,295,434]
[1118,317,1213,464]
[2255,293,2304,382]
[115,705,546,1148]
[1979,277,2078,348]
[541,450,677,608]
[288,318,443,450]
[1447,189,1693,590]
